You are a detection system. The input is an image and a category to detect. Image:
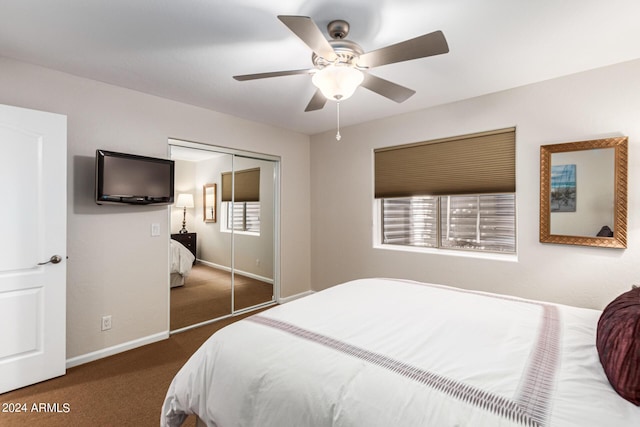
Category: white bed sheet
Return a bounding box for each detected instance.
[161,278,640,427]
[170,239,195,278]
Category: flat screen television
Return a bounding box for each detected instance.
[95,149,175,205]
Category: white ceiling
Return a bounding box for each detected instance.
[1,1,640,136]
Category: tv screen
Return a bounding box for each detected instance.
[95,150,175,205]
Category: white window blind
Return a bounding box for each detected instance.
[382,194,515,253]
[382,197,437,247]
[440,194,515,252]
[226,201,260,233]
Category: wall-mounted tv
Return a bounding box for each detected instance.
[95,149,175,205]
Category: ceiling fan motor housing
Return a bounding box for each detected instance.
[312,39,364,68]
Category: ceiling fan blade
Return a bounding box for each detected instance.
[278,15,337,62]
[304,89,327,112]
[358,30,449,68]
[361,74,416,103]
[233,69,312,81]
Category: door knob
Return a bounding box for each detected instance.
[38,255,62,265]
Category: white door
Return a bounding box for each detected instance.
[0,104,67,393]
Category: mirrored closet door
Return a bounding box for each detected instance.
[168,140,279,332]
[229,156,276,312]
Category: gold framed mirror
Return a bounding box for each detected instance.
[540,136,627,248]
[203,183,217,223]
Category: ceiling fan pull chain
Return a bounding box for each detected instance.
[336,101,342,141]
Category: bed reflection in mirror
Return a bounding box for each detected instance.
[540,136,627,248]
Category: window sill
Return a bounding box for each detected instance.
[373,243,518,262]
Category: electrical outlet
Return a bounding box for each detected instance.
[101,315,112,331]
[255,259,260,266]
[151,223,160,237]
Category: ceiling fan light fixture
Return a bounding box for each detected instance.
[312,64,364,101]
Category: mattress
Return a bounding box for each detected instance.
[170,239,195,288]
[161,278,640,426]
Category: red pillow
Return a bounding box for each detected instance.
[596,287,640,405]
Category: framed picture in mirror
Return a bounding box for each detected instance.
[203,183,217,223]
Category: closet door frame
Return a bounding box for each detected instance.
[168,138,280,331]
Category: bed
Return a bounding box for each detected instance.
[161,278,640,426]
[170,239,195,288]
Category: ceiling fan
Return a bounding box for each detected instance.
[233,15,449,112]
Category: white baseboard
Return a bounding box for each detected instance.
[65,331,169,369]
[278,290,315,304]
[197,259,274,285]
[65,291,313,368]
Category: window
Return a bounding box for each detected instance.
[381,194,515,253]
[224,201,260,234]
[382,197,437,247]
[440,194,515,252]
[220,166,261,234]
[375,128,516,254]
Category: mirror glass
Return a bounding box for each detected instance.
[169,147,233,331]
[168,142,279,332]
[231,156,276,312]
[203,183,216,223]
[540,137,627,248]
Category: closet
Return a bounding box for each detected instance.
[168,139,279,331]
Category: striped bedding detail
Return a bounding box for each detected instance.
[514,304,561,426]
[248,288,560,427]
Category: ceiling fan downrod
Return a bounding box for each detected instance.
[336,101,341,141]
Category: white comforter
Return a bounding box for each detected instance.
[161,278,640,427]
[170,239,195,277]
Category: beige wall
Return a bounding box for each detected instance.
[0,57,311,360]
[3,52,639,363]
[310,58,640,310]
[171,159,197,235]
